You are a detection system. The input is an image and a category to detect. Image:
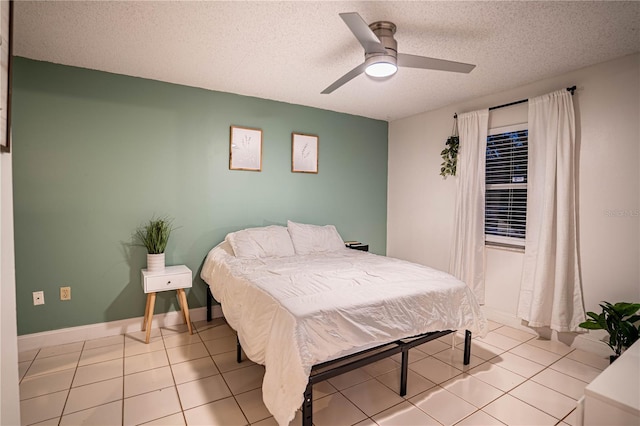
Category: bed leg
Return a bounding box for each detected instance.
[400,348,409,397]
[464,330,472,365]
[236,336,242,363]
[302,381,312,426]
[206,287,212,322]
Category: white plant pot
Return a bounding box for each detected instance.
[147,253,165,272]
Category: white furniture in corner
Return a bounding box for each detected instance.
[141,265,193,344]
[579,339,640,425]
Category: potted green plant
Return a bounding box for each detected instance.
[579,301,640,363]
[440,114,459,179]
[135,217,174,271]
[440,135,459,178]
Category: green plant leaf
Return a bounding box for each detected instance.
[135,217,175,254]
[440,131,459,179]
[626,314,640,324]
[578,321,602,330]
[596,313,607,330]
[602,304,622,323]
[586,311,600,321]
[619,321,638,346]
[613,303,640,317]
[608,333,618,354]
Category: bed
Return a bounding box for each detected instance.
[200,221,487,426]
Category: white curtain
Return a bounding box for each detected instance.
[518,89,585,332]
[450,109,489,304]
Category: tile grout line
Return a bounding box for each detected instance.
[187,325,251,425]
[160,324,193,425]
[121,336,126,426]
[19,321,603,426]
[505,380,575,423]
[56,340,127,423]
[464,334,590,424]
[437,337,562,422]
[56,339,86,425]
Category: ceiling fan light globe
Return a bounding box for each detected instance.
[365,61,397,78]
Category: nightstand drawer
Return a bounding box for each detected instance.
[142,265,192,293]
[144,273,190,292]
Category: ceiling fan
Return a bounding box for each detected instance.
[322,12,476,94]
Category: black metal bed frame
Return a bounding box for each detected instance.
[207,286,214,322]
[301,329,472,426]
[207,287,472,426]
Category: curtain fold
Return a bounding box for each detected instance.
[449,109,489,304]
[517,89,585,332]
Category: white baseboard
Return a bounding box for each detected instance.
[481,306,611,357]
[18,305,224,353]
[481,306,533,332]
[20,304,611,358]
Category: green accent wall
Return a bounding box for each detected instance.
[12,58,388,335]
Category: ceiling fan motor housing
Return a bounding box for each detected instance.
[366,21,398,60]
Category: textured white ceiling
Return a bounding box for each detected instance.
[13,1,640,121]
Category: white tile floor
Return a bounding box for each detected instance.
[18,319,609,426]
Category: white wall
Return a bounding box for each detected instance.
[1,149,19,425]
[1,0,20,418]
[388,53,640,349]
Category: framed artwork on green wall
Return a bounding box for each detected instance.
[292,132,318,174]
[230,125,262,171]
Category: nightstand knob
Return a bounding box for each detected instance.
[167,281,171,285]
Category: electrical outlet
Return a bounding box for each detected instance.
[33,291,44,306]
[60,286,71,301]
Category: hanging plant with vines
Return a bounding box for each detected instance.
[440,114,459,178]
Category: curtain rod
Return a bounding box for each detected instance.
[454,86,576,118]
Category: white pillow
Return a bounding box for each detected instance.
[287,220,345,255]
[226,225,295,258]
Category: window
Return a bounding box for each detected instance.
[485,124,528,248]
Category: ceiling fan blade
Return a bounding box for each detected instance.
[339,12,387,54]
[397,53,476,73]
[321,62,367,94]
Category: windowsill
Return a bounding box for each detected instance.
[485,244,525,254]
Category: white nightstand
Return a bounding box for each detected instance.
[581,339,640,425]
[141,265,193,343]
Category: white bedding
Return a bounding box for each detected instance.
[201,242,487,425]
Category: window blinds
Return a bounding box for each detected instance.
[485,125,528,247]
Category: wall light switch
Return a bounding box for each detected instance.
[33,291,44,306]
